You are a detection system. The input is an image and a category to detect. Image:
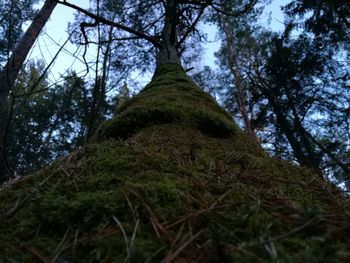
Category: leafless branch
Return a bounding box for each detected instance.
[177,5,207,49]
[210,0,259,17]
[55,0,162,48]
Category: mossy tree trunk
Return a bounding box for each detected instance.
[0,63,349,262]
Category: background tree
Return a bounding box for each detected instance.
[0,62,114,183]
[205,0,350,185]
[0,0,57,106]
[0,0,39,66]
[209,0,266,143]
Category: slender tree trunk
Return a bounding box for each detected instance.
[222,21,258,143]
[0,0,57,107]
[265,88,323,175]
[0,144,12,183]
[87,18,114,141]
[254,73,324,175]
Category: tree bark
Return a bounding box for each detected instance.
[156,0,181,66]
[0,0,57,107]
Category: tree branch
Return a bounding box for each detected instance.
[55,0,162,48]
[81,36,143,45]
[210,0,258,17]
[176,4,207,49]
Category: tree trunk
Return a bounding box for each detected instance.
[157,44,181,66]
[222,21,258,143]
[0,0,57,107]
[266,89,322,175]
[156,0,181,66]
[0,62,348,262]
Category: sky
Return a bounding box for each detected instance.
[27,0,290,87]
[28,0,91,84]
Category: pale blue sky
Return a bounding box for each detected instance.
[28,0,290,86]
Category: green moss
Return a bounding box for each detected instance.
[94,64,237,140]
[0,64,349,262]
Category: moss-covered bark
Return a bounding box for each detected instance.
[0,64,349,262]
[93,64,240,141]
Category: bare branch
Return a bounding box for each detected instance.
[177,5,207,49]
[210,0,259,17]
[80,36,144,45]
[55,0,162,48]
